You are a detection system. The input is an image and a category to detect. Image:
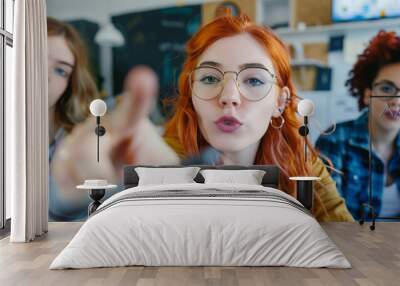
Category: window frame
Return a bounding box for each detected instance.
[0,0,14,231]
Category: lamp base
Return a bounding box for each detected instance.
[289,177,320,211]
[298,125,309,136]
[88,189,105,216]
[296,180,314,210]
[95,125,106,136]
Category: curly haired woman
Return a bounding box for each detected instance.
[316,31,400,220]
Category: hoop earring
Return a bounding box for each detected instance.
[270,115,285,129]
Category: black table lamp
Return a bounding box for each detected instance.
[298,99,315,162]
[89,99,107,162]
[290,99,320,211]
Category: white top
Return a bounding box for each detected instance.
[371,146,400,217]
[379,177,400,217]
[289,176,321,181]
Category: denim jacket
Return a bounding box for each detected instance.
[315,110,400,219]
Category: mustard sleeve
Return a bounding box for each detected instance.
[163,136,186,160]
[312,157,354,222]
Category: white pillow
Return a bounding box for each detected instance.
[200,169,266,185]
[135,167,201,186]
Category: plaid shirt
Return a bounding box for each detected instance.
[315,111,400,220]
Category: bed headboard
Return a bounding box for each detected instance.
[123,165,280,189]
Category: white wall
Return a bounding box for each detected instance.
[6,45,12,219]
[47,0,267,24]
[46,0,400,144]
[262,0,289,28]
[278,21,400,143]
[47,0,215,22]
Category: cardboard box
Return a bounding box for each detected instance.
[292,65,332,91]
[202,0,257,26]
[292,65,316,91]
[290,0,332,28]
[304,43,328,64]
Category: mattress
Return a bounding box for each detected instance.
[50,183,351,269]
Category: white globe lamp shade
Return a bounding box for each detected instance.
[297,99,315,117]
[90,99,107,117]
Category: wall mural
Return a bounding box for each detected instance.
[46,1,400,222]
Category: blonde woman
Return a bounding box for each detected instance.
[47,17,98,221]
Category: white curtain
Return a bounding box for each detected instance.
[8,0,48,242]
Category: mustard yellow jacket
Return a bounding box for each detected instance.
[164,137,354,222]
[310,156,354,222]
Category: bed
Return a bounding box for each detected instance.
[50,165,350,269]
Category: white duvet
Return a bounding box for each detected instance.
[50,183,351,269]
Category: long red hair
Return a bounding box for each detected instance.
[164,14,316,195]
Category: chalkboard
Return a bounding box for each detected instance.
[112,5,201,115]
[68,20,102,88]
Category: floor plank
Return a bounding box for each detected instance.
[0,222,399,286]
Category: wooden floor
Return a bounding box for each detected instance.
[0,222,399,286]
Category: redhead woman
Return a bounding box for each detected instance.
[164,14,353,222]
[53,14,353,222]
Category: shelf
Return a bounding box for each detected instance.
[295,91,332,104]
[274,18,400,43]
[297,90,331,98]
[291,59,326,67]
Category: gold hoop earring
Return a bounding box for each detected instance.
[270,115,285,129]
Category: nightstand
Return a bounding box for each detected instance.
[289,176,321,210]
[77,182,117,216]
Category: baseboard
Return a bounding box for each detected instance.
[0,218,11,239]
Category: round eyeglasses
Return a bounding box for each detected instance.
[189,66,277,101]
[372,81,400,101]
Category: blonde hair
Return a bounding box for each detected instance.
[47,17,99,132]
